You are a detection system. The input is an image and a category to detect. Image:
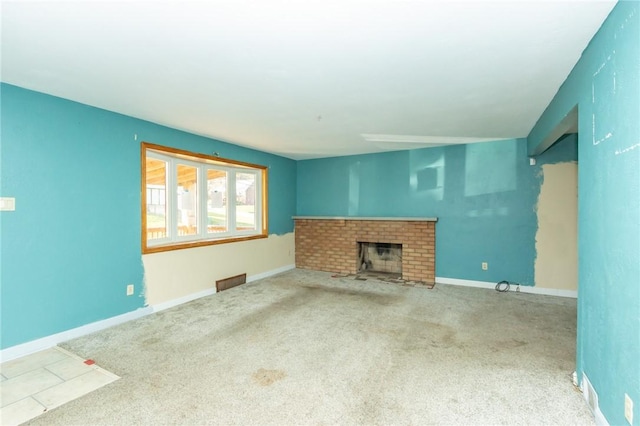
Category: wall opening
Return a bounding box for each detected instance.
[533,110,579,379]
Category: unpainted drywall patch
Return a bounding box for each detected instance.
[142,232,295,306]
[534,162,578,290]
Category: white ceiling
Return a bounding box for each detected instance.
[1,1,616,160]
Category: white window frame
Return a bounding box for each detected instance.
[142,142,267,254]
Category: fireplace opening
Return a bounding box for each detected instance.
[357,242,402,275]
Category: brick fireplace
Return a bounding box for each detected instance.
[294,217,437,284]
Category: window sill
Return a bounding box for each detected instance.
[143,233,268,254]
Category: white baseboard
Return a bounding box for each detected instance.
[582,373,610,426]
[436,277,578,298]
[0,307,153,363]
[152,264,296,312]
[248,264,295,283]
[0,264,296,363]
[593,406,609,426]
[151,288,217,313]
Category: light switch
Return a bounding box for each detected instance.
[0,197,16,211]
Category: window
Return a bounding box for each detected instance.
[142,142,267,253]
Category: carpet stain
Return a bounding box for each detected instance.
[252,368,287,386]
[403,321,458,351]
[300,284,402,306]
[142,337,161,346]
[491,339,528,351]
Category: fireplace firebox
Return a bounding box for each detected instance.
[358,242,402,274]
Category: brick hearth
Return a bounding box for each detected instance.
[294,217,437,284]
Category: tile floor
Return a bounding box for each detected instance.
[0,347,119,425]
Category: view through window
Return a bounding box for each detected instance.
[142,143,267,253]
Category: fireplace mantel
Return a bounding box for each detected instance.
[293,216,437,222]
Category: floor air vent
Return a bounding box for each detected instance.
[216,273,247,292]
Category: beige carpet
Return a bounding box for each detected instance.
[28,269,593,425]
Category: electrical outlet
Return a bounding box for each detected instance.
[126,284,134,296]
[0,197,16,211]
[482,262,488,270]
[625,393,633,424]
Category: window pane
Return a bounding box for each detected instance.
[177,164,198,236]
[146,158,168,240]
[207,169,227,233]
[236,172,256,231]
[142,143,267,253]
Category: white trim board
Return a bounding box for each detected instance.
[0,264,296,363]
[436,277,578,298]
[150,264,295,313]
[0,307,153,363]
[582,373,610,426]
[247,264,295,283]
[151,288,217,313]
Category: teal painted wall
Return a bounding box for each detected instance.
[528,2,639,425]
[297,135,577,286]
[0,83,296,349]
